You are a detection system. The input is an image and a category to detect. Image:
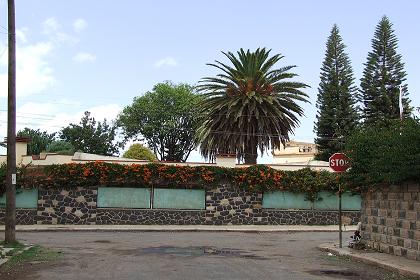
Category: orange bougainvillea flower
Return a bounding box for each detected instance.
[15,163,349,204]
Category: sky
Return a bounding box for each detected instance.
[0,0,419,163]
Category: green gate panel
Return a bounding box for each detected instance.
[262,191,313,209]
[153,188,205,210]
[97,187,151,208]
[0,189,38,208]
[314,192,361,210]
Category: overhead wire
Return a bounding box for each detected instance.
[0,110,57,118]
[0,107,405,138]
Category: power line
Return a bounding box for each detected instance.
[1,91,135,102]
[0,121,63,129]
[0,106,371,121]
[16,112,56,118]
[0,110,56,118]
[0,43,6,59]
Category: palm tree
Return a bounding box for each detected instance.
[197,48,309,164]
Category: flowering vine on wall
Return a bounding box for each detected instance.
[1,162,363,202]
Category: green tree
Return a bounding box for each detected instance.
[47,140,75,155]
[16,128,56,155]
[314,25,359,161]
[123,143,157,161]
[118,81,202,162]
[360,16,411,125]
[60,111,123,156]
[197,48,309,164]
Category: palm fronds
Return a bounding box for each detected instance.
[197,48,309,163]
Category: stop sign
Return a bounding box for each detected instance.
[329,153,350,172]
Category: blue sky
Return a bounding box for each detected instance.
[0,0,419,162]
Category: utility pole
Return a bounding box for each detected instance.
[5,0,16,243]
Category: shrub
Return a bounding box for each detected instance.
[47,141,75,155]
[345,118,420,186]
[123,144,157,161]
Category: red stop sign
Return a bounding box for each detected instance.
[329,153,350,172]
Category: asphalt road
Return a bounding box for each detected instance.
[0,231,410,280]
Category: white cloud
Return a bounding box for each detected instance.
[73,52,96,63]
[42,17,61,35]
[42,17,78,45]
[0,40,55,98]
[154,56,178,68]
[87,104,121,122]
[0,102,121,136]
[16,28,29,43]
[39,104,121,133]
[73,18,87,33]
[0,17,88,99]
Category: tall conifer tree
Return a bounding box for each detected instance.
[360,16,411,124]
[314,24,358,161]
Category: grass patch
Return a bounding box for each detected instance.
[0,240,25,249]
[0,240,26,256]
[1,245,62,271]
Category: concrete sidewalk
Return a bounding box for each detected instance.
[319,243,420,279]
[0,224,356,232]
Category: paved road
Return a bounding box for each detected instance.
[1,231,409,280]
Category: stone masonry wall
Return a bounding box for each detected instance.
[265,210,359,225]
[37,187,97,225]
[205,185,263,225]
[0,209,36,225]
[0,185,360,226]
[361,182,420,261]
[96,209,205,225]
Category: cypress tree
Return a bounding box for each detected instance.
[360,16,411,124]
[314,24,359,161]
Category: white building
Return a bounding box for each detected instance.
[272,140,318,164]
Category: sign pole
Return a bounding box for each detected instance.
[329,153,350,249]
[339,184,342,248]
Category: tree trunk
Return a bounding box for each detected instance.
[5,0,16,244]
[244,137,257,164]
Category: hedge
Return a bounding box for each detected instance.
[345,118,420,187]
[0,162,358,202]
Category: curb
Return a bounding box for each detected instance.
[0,226,357,233]
[318,243,420,279]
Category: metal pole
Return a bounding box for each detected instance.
[338,184,342,248]
[5,0,17,243]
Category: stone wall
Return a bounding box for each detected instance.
[361,182,420,261]
[37,187,97,225]
[0,209,36,225]
[96,209,205,225]
[265,210,359,225]
[205,186,263,225]
[0,185,360,226]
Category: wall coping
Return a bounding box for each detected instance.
[96,208,205,212]
[264,209,360,212]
